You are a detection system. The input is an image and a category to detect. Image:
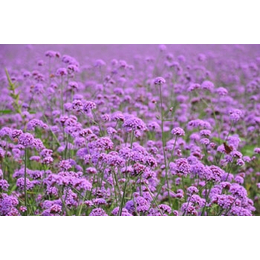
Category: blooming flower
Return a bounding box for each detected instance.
[153,77,166,85]
[89,208,108,216]
[171,127,185,136]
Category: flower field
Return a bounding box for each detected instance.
[1,44,260,216]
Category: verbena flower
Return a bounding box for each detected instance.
[171,127,185,136]
[18,133,34,147]
[89,208,108,216]
[153,77,166,85]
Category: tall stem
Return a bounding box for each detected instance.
[118,130,134,216]
[24,148,28,215]
[61,77,64,114]
[78,190,88,216]
[216,122,234,165]
[159,84,170,199]
[118,176,129,216]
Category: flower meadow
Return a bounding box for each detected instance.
[1,44,260,216]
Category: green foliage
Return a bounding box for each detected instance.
[0,110,13,114]
[212,137,225,145]
[241,145,255,157]
[4,68,23,116]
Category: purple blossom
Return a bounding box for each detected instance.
[123,116,147,132]
[175,158,190,176]
[0,180,9,191]
[153,77,166,85]
[171,127,185,136]
[18,133,34,147]
[89,208,108,216]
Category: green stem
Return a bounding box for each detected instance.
[113,168,121,200]
[159,84,170,199]
[118,176,129,216]
[78,191,88,216]
[61,77,64,114]
[119,131,135,215]
[24,148,28,215]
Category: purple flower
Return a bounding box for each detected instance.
[181,202,198,216]
[216,87,228,96]
[72,99,83,112]
[49,204,62,214]
[83,101,96,113]
[42,156,53,165]
[11,129,23,139]
[0,194,19,216]
[123,116,147,132]
[229,109,243,122]
[187,119,211,130]
[147,122,161,132]
[200,138,210,145]
[236,159,245,166]
[89,208,108,216]
[59,160,72,171]
[40,149,53,158]
[93,198,107,206]
[134,196,150,213]
[158,204,171,214]
[16,178,34,190]
[187,186,199,196]
[209,165,225,183]
[171,127,185,136]
[68,81,79,90]
[234,176,244,184]
[18,133,34,147]
[56,68,68,76]
[229,183,247,199]
[32,138,45,151]
[153,77,166,85]
[0,180,9,191]
[95,137,113,150]
[111,207,132,216]
[111,111,125,122]
[188,83,200,92]
[254,148,260,154]
[175,158,190,176]
[201,80,214,92]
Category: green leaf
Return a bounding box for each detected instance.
[0,109,12,114]
[241,145,255,157]
[10,185,17,192]
[212,137,225,144]
[5,68,15,88]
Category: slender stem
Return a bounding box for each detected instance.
[159,84,170,199]
[182,195,192,216]
[112,169,121,200]
[62,187,70,216]
[118,176,129,216]
[201,182,213,216]
[118,130,135,215]
[24,148,28,215]
[130,130,134,149]
[169,136,178,165]
[216,122,234,165]
[144,183,164,216]
[223,198,237,216]
[61,77,64,114]
[78,190,88,216]
[35,103,61,146]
